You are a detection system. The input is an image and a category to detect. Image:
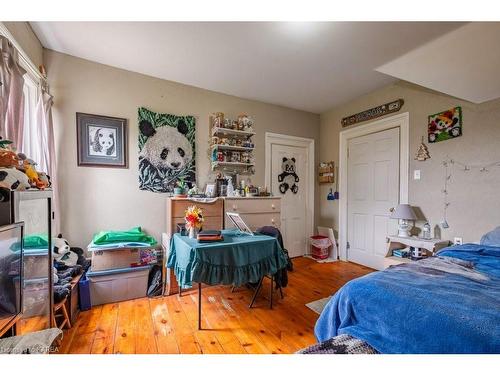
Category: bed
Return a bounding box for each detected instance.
[313,242,500,354]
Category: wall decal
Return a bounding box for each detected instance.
[341,99,404,127]
[278,157,299,194]
[428,107,462,143]
[138,107,196,193]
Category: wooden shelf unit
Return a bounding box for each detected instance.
[318,161,335,184]
[210,114,255,175]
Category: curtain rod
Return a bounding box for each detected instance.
[0,22,47,86]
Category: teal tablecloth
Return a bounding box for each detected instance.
[167,229,288,289]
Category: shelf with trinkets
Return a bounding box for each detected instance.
[211,127,255,137]
[210,112,255,174]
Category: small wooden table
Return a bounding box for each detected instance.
[385,235,450,266]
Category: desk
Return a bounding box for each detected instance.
[167,229,288,329]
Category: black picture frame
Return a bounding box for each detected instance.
[76,112,128,168]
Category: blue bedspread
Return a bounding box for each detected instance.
[315,244,500,353]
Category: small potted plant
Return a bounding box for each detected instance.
[174,178,188,197]
[184,205,204,238]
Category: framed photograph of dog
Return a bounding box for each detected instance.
[76,112,128,168]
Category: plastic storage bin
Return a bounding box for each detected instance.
[87,266,150,306]
[310,235,332,260]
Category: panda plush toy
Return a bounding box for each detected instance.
[0,168,31,192]
[53,234,89,269]
[278,157,299,194]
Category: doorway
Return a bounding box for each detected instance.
[339,112,409,269]
[265,133,314,258]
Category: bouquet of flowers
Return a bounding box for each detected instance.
[184,205,204,231]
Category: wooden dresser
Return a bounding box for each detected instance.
[164,197,224,295]
[224,197,281,231]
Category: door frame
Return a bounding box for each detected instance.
[339,112,409,261]
[265,132,315,251]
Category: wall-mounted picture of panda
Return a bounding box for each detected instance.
[428,106,462,143]
[76,112,128,168]
[138,107,196,193]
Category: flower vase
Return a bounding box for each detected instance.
[189,227,198,239]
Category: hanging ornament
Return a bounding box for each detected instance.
[415,136,430,161]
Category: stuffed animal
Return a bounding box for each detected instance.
[0,168,31,191]
[53,267,59,284]
[17,155,48,189]
[53,234,89,269]
[53,235,79,267]
[0,149,21,169]
[38,172,51,188]
[278,157,299,194]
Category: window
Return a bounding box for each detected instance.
[21,73,44,170]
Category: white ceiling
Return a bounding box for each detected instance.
[31,22,465,113]
[376,22,500,104]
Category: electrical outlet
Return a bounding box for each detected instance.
[453,237,463,245]
[413,170,421,180]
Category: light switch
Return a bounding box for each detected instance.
[414,170,421,180]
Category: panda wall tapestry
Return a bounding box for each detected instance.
[138,107,196,193]
[428,107,462,143]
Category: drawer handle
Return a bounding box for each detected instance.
[232,205,237,210]
[271,204,275,209]
[271,218,275,223]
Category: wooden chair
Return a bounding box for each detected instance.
[52,298,71,330]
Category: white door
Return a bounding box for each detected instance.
[270,143,309,258]
[347,127,400,270]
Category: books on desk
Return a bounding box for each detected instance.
[392,248,410,258]
[197,230,224,242]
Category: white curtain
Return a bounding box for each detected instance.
[0,35,26,149]
[34,90,60,234]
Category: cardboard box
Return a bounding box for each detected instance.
[89,246,157,272]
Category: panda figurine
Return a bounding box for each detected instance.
[278,157,299,194]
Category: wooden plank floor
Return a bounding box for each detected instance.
[57,258,372,354]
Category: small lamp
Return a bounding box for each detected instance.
[390,204,417,237]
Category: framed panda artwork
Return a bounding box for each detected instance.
[138,107,196,193]
[76,112,128,168]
